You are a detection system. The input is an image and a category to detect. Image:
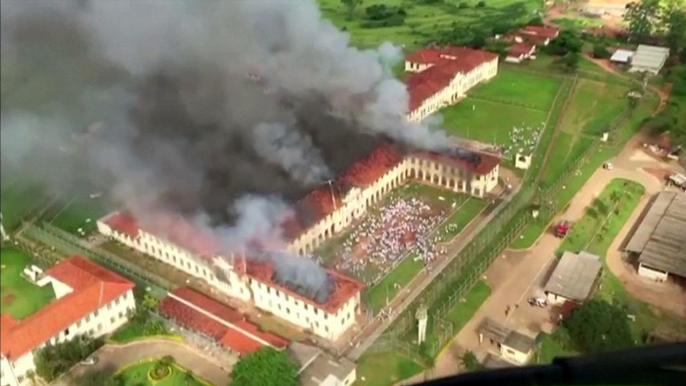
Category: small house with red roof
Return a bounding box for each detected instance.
[0,256,135,386]
[506,42,537,63]
[506,25,559,47]
[404,46,499,122]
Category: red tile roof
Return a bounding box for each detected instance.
[103,211,222,258]
[159,287,288,354]
[338,145,404,188]
[243,260,364,314]
[405,47,498,112]
[0,256,134,361]
[508,42,536,58]
[521,25,560,39]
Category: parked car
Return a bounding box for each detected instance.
[528,297,548,308]
[81,356,98,366]
[554,220,572,238]
[603,162,613,170]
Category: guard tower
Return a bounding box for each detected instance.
[416,303,428,345]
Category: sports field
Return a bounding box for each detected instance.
[441,69,562,159]
[0,248,55,319]
[317,0,542,49]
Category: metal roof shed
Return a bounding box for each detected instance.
[544,251,602,303]
[610,49,634,63]
[629,45,670,75]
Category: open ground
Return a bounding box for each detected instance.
[0,248,55,319]
[317,0,542,49]
[113,359,209,386]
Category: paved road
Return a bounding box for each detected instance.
[400,131,686,384]
[54,339,230,386]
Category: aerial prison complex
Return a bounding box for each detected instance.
[1,257,136,386]
[97,143,501,342]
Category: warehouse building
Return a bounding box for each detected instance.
[628,45,670,75]
[624,192,686,282]
[544,251,603,305]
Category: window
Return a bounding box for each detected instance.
[110,316,116,324]
[286,308,290,314]
[64,328,70,336]
[97,323,103,331]
[76,320,81,328]
[107,303,112,310]
[85,315,91,322]
[115,296,120,305]
[119,311,124,319]
[325,326,329,332]
[93,310,99,317]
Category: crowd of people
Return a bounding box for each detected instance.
[320,195,450,283]
[500,123,545,158]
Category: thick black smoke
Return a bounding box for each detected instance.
[1,0,450,300]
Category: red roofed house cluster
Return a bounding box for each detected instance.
[97,142,500,343]
[1,256,135,386]
[404,46,499,122]
[498,25,560,64]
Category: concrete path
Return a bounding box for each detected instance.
[401,132,686,384]
[53,338,230,386]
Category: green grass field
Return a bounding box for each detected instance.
[114,361,208,386]
[317,0,542,49]
[0,181,50,232]
[39,191,110,235]
[441,69,561,161]
[436,198,488,242]
[0,248,55,319]
[446,280,491,331]
[366,256,425,313]
[511,96,658,250]
[354,351,424,386]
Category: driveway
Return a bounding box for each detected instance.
[400,132,686,383]
[53,338,230,386]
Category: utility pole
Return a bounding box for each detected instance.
[0,211,9,242]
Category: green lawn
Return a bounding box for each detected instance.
[446,280,491,332]
[441,69,561,161]
[39,191,110,235]
[469,69,562,111]
[441,98,548,150]
[436,198,488,242]
[317,0,541,50]
[113,360,208,386]
[108,319,182,344]
[511,96,659,250]
[551,17,604,31]
[0,248,55,319]
[561,80,629,136]
[354,351,424,386]
[366,256,425,313]
[0,182,50,232]
[557,179,644,256]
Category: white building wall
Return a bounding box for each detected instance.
[406,57,498,122]
[1,291,135,386]
[500,344,532,365]
[248,279,359,341]
[637,263,668,282]
[545,292,570,306]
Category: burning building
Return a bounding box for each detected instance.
[97,143,499,341]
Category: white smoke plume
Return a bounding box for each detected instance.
[1,0,462,301]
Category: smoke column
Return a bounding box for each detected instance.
[1,0,452,300]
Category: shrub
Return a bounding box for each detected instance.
[476,1,486,8]
[458,2,469,9]
[592,44,611,59]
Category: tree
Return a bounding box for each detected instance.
[664,6,686,54]
[461,351,484,371]
[230,347,298,386]
[557,51,580,72]
[592,44,611,59]
[528,15,544,26]
[624,0,660,41]
[34,334,104,381]
[476,1,486,8]
[563,300,635,354]
[458,2,469,9]
[341,0,363,20]
[546,30,582,56]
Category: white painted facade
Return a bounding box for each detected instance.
[288,155,499,256]
[637,263,669,282]
[1,287,135,386]
[500,343,533,365]
[405,56,499,122]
